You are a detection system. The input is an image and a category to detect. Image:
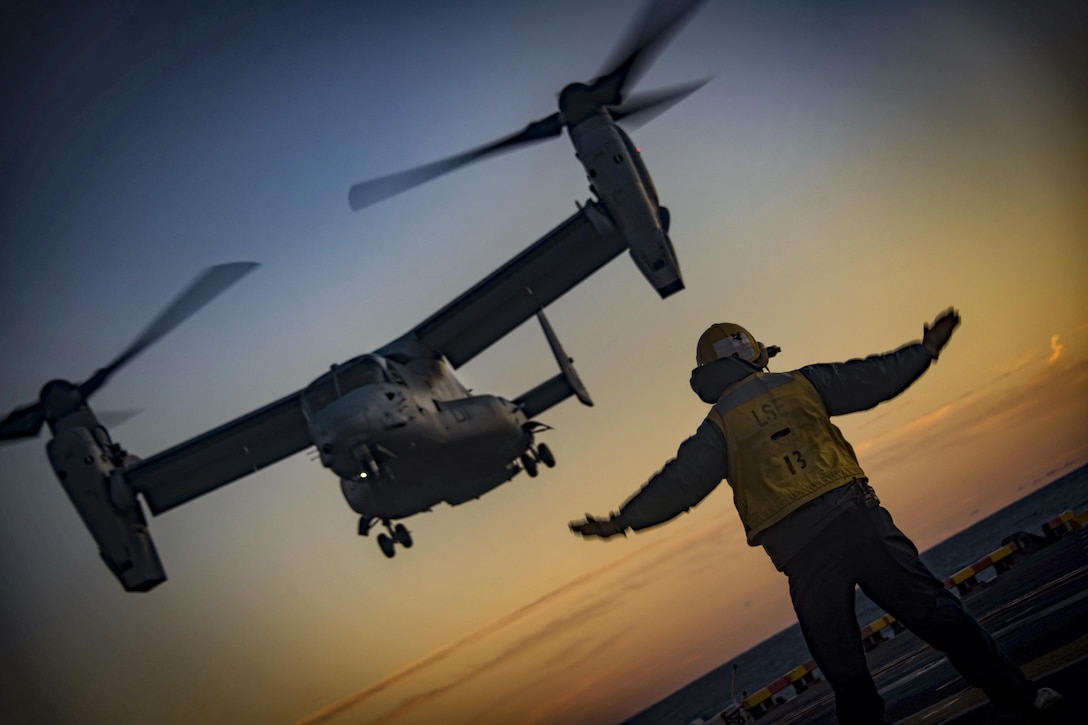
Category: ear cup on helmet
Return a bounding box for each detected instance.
[754,342,769,369]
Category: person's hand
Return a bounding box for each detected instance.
[923,308,961,359]
[569,513,627,539]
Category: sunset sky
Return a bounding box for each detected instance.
[1,1,1085,723]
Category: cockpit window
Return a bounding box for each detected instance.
[302,375,338,417]
[302,357,392,418]
[337,357,388,395]
[387,365,406,385]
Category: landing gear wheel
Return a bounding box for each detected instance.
[521,453,538,477]
[378,533,396,558]
[393,523,413,548]
[358,516,372,537]
[536,443,555,468]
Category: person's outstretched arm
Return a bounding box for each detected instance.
[801,308,960,416]
[570,420,728,539]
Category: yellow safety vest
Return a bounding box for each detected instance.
[706,371,866,543]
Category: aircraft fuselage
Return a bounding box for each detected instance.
[303,354,532,521]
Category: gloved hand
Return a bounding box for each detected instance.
[569,513,627,539]
[923,307,961,359]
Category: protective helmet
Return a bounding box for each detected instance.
[696,323,769,368]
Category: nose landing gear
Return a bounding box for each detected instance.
[359,517,413,558]
[519,442,556,478]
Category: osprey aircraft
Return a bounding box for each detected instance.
[348,0,709,297]
[0,0,708,591]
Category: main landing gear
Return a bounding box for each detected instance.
[519,442,556,478]
[358,516,413,558]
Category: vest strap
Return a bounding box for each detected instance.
[714,373,793,415]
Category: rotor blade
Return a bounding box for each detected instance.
[608,78,710,129]
[0,402,45,442]
[591,0,709,105]
[79,262,259,399]
[98,409,142,428]
[348,113,563,211]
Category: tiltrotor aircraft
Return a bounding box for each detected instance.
[0,0,708,591]
[349,0,710,298]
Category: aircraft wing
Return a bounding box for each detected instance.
[125,391,311,515]
[127,200,625,514]
[379,199,627,368]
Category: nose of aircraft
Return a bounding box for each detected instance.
[311,386,414,480]
[376,388,412,430]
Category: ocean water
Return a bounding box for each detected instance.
[625,464,1088,725]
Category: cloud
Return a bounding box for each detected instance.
[368,597,619,724]
[856,400,914,430]
[1050,334,1063,366]
[298,519,736,725]
[857,355,1034,435]
[854,404,952,459]
[295,537,671,724]
[862,357,1088,474]
[900,404,952,436]
[521,668,611,725]
[853,342,1077,462]
[374,524,733,722]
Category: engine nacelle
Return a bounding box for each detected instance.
[570,113,684,299]
[627,225,684,298]
[47,426,166,592]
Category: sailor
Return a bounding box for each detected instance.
[570,309,1061,724]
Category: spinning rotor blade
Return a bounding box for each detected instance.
[97,409,142,428]
[591,0,709,105]
[0,403,46,442]
[347,1,708,211]
[608,78,710,129]
[79,262,259,399]
[349,113,563,211]
[1,262,257,444]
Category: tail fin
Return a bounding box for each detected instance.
[513,309,592,418]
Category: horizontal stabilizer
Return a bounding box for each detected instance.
[513,309,592,419]
[536,308,591,406]
[515,374,580,419]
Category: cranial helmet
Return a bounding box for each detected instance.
[696,323,770,368]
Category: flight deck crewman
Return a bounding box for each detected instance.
[570,310,1061,724]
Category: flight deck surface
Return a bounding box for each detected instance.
[750,528,1087,724]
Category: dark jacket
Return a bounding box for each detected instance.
[614,342,933,568]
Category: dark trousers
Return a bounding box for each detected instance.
[782,503,1035,725]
